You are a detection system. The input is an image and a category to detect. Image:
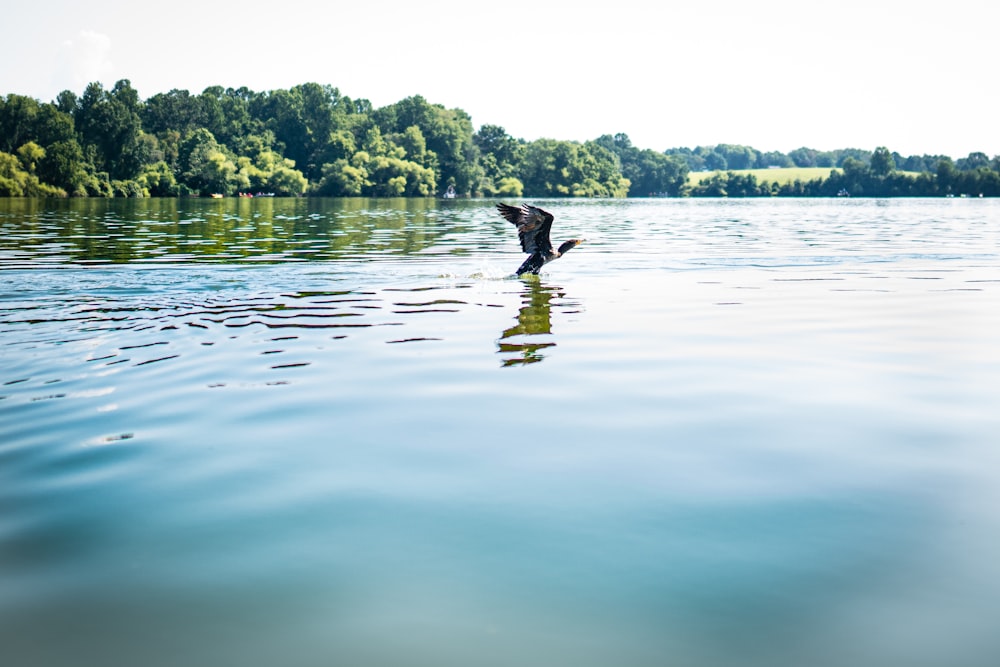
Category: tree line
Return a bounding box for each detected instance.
[2,80,998,198]
[685,146,1000,198]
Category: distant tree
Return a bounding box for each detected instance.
[494,176,524,197]
[257,83,350,182]
[664,147,706,172]
[0,94,90,194]
[475,124,523,169]
[688,171,772,197]
[840,156,870,195]
[626,149,687,196]
[230,134,308,195]
[596,133,687,196]
[935,157,957,194]
[814,151,836,168]
[788,147,818,167]
[37,139,88,194]
[0,151,29,195]
[760,150,794,168]
[309,128,357,173]
[16,141,45,174]
[475,124,525,194]
[178,128,242,194]
[392,125,427,165]
[313,126,434,197]
[143,89,204,136]
[195,85,265,153]
[137,161,179,196]
[714,144,758,170]
[0,94,41,153]
[266,162,309,196]
[898,154,937,172]
[689,172,729,197]
[0,149,65,196]
[519,138,628,197]
[832,148,871,167]
[74,79,149,180]
[55,90,77,114]
[581,140,630,197]
[957,152,990,170]
[700,148,727,171]
[870,146,896,176]
[372,95,482,195]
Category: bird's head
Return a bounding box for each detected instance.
[557,239,585,254]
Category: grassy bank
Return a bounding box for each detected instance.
[686,167,927,187]
[687,167,838,186]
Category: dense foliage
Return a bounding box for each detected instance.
[2,80,998,198]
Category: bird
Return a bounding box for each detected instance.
[496,203,584,276]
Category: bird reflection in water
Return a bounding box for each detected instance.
[497,279,573,367]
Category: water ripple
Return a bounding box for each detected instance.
[4,198,1000,667]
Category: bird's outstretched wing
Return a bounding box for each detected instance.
[496,203,554,255]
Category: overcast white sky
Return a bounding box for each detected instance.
[2,0,996,158]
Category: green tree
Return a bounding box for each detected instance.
[871,146,895,176]
[16,141,45,174]
[520,138,568,196]
[309,128,357,173]
[0,151,27,195]
[55,90,77,115]
[627,149,687,196]
[595,133,688,196]
[701,148,727,171]
[475,124,525,196]
[475,124,523,174]
[0,150,65,196]
[957,152,990,170]
[833,148,872,167]
[0,94,41,154]
[715,144,759,170]
[266,163,309,196]
[316,158,368,196]
[495,176,524,197]
[197,86,264,152]
[664,146,708,172]
[257,83,352,182]
[37,139,88,195]
[760,151,794,168]
[520,138,629,197]
[137,161,179,196]
[143,89,204,137]
[74,80,149,180]
[314,126,435,197]
[690,172,729,197]
[372,95,482,195]
[394,125,430,166]
[178,128,242,194]
[788,147,819,167]
[579,140,630,197]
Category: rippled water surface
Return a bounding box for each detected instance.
[2,197,1000,667]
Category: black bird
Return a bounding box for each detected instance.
[496,203,584,276]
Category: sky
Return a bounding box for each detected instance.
[2,0,997,158]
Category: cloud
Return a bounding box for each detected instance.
[56,30,114,92]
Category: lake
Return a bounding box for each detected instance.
[2,197,999,667]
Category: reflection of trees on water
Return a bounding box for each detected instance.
[0,197,481,264]
[497,279,573,367]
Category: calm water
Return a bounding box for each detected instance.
[2,197,1000,667]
